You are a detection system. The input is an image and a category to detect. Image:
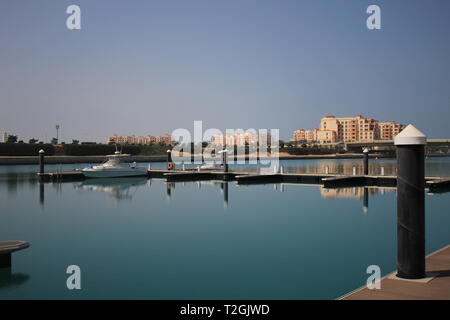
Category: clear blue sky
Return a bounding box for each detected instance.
[0,0,449,142]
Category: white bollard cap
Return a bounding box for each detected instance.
[394,124,427,145]
[39,149,45,154]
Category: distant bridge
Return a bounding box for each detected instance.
[343,139,450,151]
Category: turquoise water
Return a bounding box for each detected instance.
[0,158,449,299]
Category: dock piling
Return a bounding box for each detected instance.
[395,124,427,279]
[219,149,229,173]
[363,148,369,175]
[0,241,30,269]
[0,253,11,268]
[167,150,174,170]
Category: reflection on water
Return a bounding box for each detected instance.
[320,186,395,199]
[75,177,148,203]
[0,268,30,290]
[1,159,450,299]
[19,158,448,212]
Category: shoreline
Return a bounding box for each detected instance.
[0,153,448,165]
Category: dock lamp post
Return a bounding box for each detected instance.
[55,125,60,143]
[363,148,369,175]
[395,125,427,279]
[218,149,229,173]
[38,149,45,174]
[167,149,174,170]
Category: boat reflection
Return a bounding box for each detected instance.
[76,177,148,203]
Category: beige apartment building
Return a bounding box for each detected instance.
[292,115,404,144]
[107,134,173,145]
[378,121,404,140]
[211,132,273,147]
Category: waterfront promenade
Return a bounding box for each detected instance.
[2,153,450,165]
[340,245,450,300]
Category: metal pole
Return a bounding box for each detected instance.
[363,148,369,175]
[395,125,426,279]
[38,149,45,174]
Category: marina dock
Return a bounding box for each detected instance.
[340,245,450,300]
[36,169,450,191]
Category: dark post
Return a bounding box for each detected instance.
[0,253,11,268]
[363,148,369,175]
[222,149,228,173]
[38,149,45,174]
[395,125,427,279]
[166,149,173,170]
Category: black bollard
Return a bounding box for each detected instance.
[38,149,45,174]
[394,125,427,279]
[0,253,11,268]
[363,148,369,175]
[166,149,173,170]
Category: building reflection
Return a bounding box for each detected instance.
[319,186,396,213]
[283,160,397,176]
[319,186,394,199]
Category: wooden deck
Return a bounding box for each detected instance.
[340,245,450,300]
[0,241,30,268]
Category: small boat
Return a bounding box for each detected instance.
[200,160,223,170]
[81,151,148,178]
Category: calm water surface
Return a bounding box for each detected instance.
[1,158,449,299]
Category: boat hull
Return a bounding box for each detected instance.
[81,168,148,178]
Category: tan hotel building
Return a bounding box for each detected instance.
[107,134,173,145]
[292,115,404,144]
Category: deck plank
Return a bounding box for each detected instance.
[340,245,450,300]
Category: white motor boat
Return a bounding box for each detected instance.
[200,160,223,170]
[81,151,148,178]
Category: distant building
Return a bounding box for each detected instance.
[0,132,7,143]
[107,134,173,145]
[292,115,404,144]
[211,132,273,147]
[378,121,404,140]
